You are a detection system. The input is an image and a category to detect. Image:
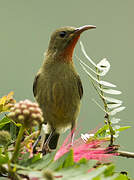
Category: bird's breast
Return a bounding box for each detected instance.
[37,62,81,130]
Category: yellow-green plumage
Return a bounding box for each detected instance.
[33,25,95,151]
[35,59,82,132]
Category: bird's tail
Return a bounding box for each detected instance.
[44,133,60,150]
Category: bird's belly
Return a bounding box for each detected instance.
[38,77,80,131]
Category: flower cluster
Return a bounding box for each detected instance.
[8,99,43,128]
[55,131,116,163]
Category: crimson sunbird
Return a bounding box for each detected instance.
[33,25,96,154]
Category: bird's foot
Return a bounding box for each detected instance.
[42,143,52,155]
[32,135,41,154]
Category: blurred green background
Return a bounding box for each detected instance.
[0,0,134,177]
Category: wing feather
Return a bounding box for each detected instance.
[33,74,40,97]
[77,76,83,99]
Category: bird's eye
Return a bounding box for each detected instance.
[59,31,66,38]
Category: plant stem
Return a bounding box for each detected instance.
[117,150,134,158]
[21,130,39,149]
[11,125,25,163]
[96,68,114,146]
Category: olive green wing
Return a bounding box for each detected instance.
[77,76,83,99]
[33,74,40,97]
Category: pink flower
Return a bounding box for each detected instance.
[55,131,117,162]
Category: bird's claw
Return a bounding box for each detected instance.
[42,143,52,155]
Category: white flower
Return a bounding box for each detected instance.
[81,133,94,142]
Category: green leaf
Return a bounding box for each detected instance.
[54,160,103,180]
[94,125,109,137]
[104,164,115,177]
[29,151,56,170]
[115,126,131,132]
[0,116,11,129]
[114,173,129,180]
[19,152,42,167]
[17,169,42,179]
[77,158,87,164]
[0,153,9,165]
[92,177,101,180]
[81,166,107,180]
[48,150,74,171]
[10,122,17,140]
[62,149,74,168]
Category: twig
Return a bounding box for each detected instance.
[117,150,134,158]
[96,68,114,146]
[11,126,25,163]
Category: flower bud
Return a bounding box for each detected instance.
[8,99,43,129]
[0,130,11,146]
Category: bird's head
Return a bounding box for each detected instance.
[47,25,96,61]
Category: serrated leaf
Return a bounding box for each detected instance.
[109,107,126,116]
[99,87,121,95]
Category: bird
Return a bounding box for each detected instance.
[33,25,96,154]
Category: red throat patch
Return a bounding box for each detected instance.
[61,35,80,61]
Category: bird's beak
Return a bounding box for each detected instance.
[74,25,96,35]
[63,25,96,59]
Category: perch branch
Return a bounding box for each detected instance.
[117,150,134,158]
